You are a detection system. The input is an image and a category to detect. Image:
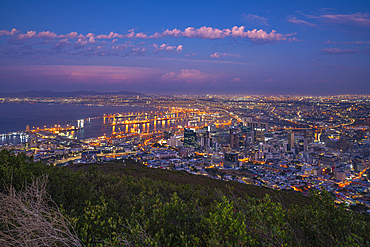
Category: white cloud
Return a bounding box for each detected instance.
[130,26,293,43]
[5,26,294,45]
[210,52,241,58]
[152,43,183,54]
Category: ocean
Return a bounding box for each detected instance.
[0,103,169,144]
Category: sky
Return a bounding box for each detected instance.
[0,0,369,95]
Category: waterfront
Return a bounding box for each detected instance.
[0,103,158,142]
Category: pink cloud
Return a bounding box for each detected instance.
[342,41,370,44]
[210,52,241,58]
[242,29,286,41]
[17,31,36,40]
[58,32,85,39]
[184,52,196,57]
[36,31,57,39]
[75,37,96,47]
[5,26,294,44]
[230,77,242,82]
[152,43,183,53]
[210,52,220,58]
[181,26,230,39]
[320,47,369,54]
[264,78,273,82]
[319,13,370,27]
[287,17,316,27]
[242,14,268,25]
[1,65,163,84]
[304,12,370,27]
[144,26,292,43]
[0,28,19,36]
[160,69,215,83]
[54,38,70,47]
[162,28,182,37]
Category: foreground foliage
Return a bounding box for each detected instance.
[0,149,369,246]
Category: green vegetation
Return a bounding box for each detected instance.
[0,149,369,246]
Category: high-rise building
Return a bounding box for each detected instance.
[217,131,230,145]
[183,128,197,148]
[304,130,314,143]
[197,130,210,149]
[246,121,268,133]
[224,152,238,164]
[288,132,294,151]
[26,125,30,132]
[255,128,265,144]
[230,128,239,149]
[163,130,173,139]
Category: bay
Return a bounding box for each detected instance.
[0,103,157,136]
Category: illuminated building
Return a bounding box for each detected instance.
[246,121,268,133]
[164,130,173,139]
[217,131,230,145]
[224,152,238,164]
[319,154,338,170]
[255,128,265,144]
[230,127,239,149]
[77,119,84,129]
[288,132,294,151]
[183,128,197,148]
[304,130,314,143]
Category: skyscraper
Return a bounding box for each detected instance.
[230,127,239,149]
[183,128,197,148]
[304,130,314,144]
[288,132,294,151]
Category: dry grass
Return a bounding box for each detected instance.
[0,175,82,247]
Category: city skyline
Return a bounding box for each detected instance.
[1,0,369,95]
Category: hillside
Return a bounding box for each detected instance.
[67,162,310,207]
[0,90,142,97]
[0,149,369,246]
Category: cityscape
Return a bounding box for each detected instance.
[1,0,370,245]
[1,93,369,210]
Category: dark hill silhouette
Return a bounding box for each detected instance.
[0,90,142,97]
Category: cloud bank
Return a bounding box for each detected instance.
[0,25,296,44]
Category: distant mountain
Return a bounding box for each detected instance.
[0,90,142,97]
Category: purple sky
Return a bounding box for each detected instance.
[0,0,369,95]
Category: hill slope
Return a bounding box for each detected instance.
[68,162,310,206]
[0,150,369,247]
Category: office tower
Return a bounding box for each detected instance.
[288,132,294,151]
[304,130,314,143]
[230,127,239,149]
[255,128,265,144]
[164,130,173,139]
[224,152,238,164]
[184,128,197,148]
